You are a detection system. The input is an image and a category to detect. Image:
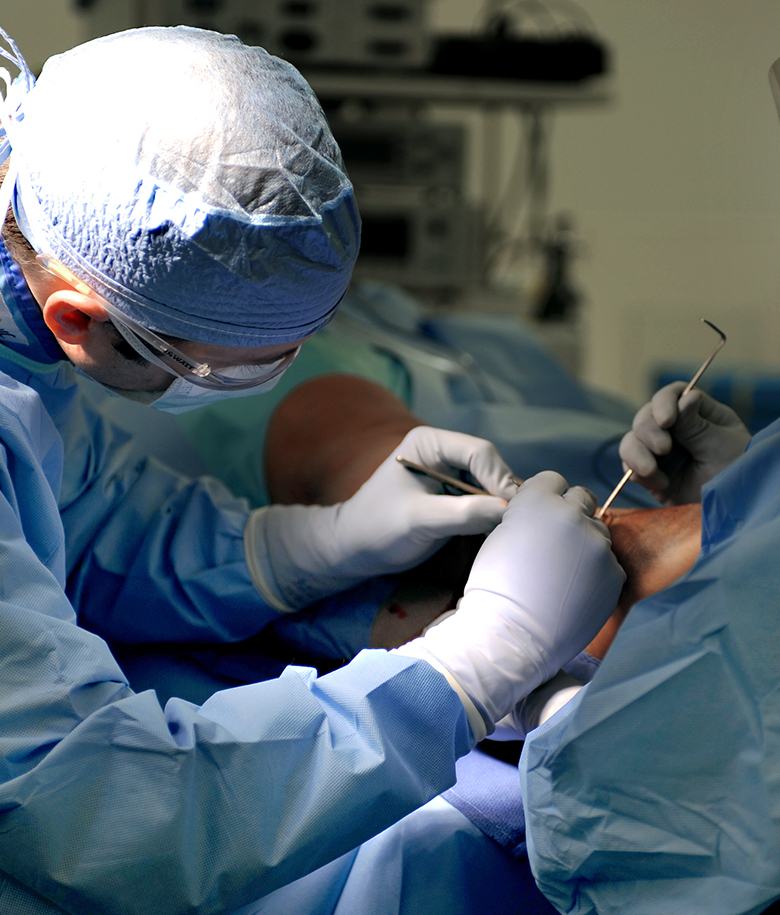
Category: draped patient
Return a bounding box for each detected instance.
[264,373,704,661]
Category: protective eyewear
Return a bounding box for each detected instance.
[36,254,301,390]
[770,57,780,121]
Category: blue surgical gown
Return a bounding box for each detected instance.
[520,418,780,914]
[0,260,475,913]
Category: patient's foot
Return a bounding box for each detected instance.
[585,503,702,659]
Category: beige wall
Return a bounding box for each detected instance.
[430,0,780,402]
[5,0,780,403]
[0,1,82,72]
[546,0,780,402]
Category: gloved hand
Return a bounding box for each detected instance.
[244,426,519,611]
[619,381,751,506]
[395,471,625,741]
[491,670,584,741]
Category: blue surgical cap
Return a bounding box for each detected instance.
[0,26,360,345]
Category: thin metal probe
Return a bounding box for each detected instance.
[595,319,727,520]
[397,456,523,496]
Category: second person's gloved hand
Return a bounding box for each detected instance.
[395,471,625,742]
[619,381,751,506]
[244,426,519,611]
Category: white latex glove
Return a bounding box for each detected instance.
[395,471,625,742]
[619,381,751,506]
[491,671,584,741]
[245,426,519,611]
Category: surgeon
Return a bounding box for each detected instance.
[518,63,780,907]
[0,25,626,915]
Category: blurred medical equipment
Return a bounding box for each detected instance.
[534,211,581,322]
[75,0,610,78]
[77,0,431,68]
[429,0,608,82]
[328,118,483,291]
[334,121,465,189]
[596,319,726,518]
[310,78,608,303]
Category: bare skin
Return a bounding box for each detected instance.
[585,503,702,659]
[264,374,423,506]
[266,374,704,658]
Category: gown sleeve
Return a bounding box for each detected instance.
[0,370,473,914]
[48,364,289,644]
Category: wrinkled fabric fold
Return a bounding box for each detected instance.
[520,418,780,915]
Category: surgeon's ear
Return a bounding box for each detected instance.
[41,290,110,345]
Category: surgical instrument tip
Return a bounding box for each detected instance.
[595,318,727,520]
[397,456,523,497]
[681,320,726,396]
[397,456,490,495]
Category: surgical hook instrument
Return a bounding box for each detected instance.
[595,319,727,520]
